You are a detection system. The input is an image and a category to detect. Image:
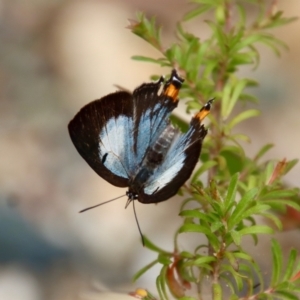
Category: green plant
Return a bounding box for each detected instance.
[128,1,300,299]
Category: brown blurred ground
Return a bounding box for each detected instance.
[0,1,300,299]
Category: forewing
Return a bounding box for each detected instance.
[131,79,178,166]
[68,91,133,187]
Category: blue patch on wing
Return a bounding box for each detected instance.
[135,103,169,163]
[98,97,178,184]
[144,127,196,195]
[99,115,134,179]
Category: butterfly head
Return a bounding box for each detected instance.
[126,190,138,202]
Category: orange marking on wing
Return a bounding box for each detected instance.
[163,83,180,102]
[195,99,214,121]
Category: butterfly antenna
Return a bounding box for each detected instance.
[79,194,126,213]
[132,200,145,246]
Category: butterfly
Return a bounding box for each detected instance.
[68,70,212,240]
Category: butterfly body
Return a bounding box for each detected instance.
[68,70,211,205]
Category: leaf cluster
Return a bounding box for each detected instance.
[128,1,300,299]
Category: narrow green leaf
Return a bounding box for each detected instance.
[158,253,172,265]
[233,34,263,51]
[239,262,253,274]
[228,109,261,129]
[221,81,232,118]
[263,16,298,29]
[133,259,158,281]
[271,239,282,286]
[209,200,225,217]
[230,230,241,245]
[165,44,182,63]
[157,266,169,300]
[218,81,232,119]
[184,39,201,70]
[250,260,265,293]
[179,251,194,259]
[254,144,274,161]
[206,21,227,54]
[230,251,254,263]
[238,225,273,237]
[224,173,239,208]
[258,36,282,57]
[227,79,248,117]
[130,13,162,50]
[230,52,257,66]
[264,199,300,212]
[179,224,220,250]
[262,199,285,210]
[284,159,299,174]
[183,4,211,21]
[278,198,299,210]
[274,290,299,300]
[211,220,224,232]
[196,39,210,66]
[231,133,251,143]
[222,79,248,118]
[193,256,216,266]
[131,55,165,64]
[221,264,244,291]
[180,209,213,223]
[261,212,282,230]
[283,248,297,282]
[275,281,291,290]
[224,251,239,270]
[239,92,259,103]
[232,204,270,226]
[245,175,258,191]
[228,188,258,229]
[261,34,289,51]
[264,161,275,184]
[220,275,236,295]
[261,190,297,200]
[144,236,171,254]
[202,59,219,79]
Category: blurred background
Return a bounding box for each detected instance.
[0,0,300,299]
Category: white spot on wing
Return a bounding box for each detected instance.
[144,126,196,195]
[99,115,134,179]
[144,157,185,194]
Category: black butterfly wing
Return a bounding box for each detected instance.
[68,91,133,187]
[68,74,180,188]
[138,118,208,204]
[131,77,179,167]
